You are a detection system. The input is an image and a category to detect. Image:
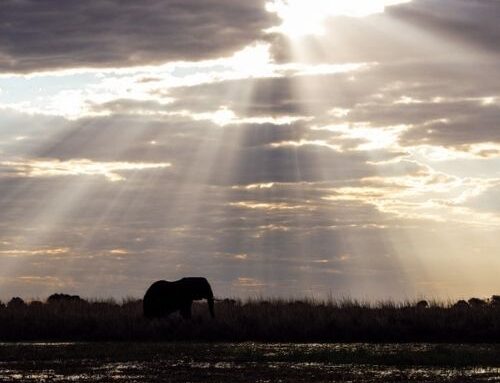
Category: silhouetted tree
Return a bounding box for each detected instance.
[490,295,500,306]
[416,300,429,309]
[468,297,487,307]
[7,297,26,309]
[453,300,470,309]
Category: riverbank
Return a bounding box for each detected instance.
[1,297,500,342]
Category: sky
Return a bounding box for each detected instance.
[0,0,499,301]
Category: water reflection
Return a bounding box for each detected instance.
[0,343,499,382]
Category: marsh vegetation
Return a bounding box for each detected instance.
[2,296,500,342]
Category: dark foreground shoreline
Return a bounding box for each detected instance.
[1,342,500,382]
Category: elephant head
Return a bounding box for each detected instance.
[181,277,215,318]
[143,277,215,319]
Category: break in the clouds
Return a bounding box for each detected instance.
[0,0,500,301]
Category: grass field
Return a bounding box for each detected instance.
[1,297,500,342]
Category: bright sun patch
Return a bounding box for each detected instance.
[266,0,412,37]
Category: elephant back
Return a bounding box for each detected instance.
[143,280,180,318]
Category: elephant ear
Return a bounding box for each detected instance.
[201,278,214,296]
[183,277,215,317]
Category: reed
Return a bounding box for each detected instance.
[1,296,500,342]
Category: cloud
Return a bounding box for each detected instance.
[0,0,277,73]
[0,111,405,185]
[266,0,412,37]
[234,277,266,288]
[388,0,500,55]
[465,183,500,213]
[400,103,500,147]
[1,0,500,300]
[0,159,171,182]
[0,248,70,257]
[269,0,500,64]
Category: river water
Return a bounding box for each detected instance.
[0,343,499,382]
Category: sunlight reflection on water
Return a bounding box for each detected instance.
[2,365,500,382]
[0,343,499,382]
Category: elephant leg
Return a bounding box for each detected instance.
[180,301,193,319]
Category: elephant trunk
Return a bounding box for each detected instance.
[207,295,215,318]
[205,284,215,318]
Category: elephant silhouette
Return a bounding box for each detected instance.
[143,277,215,319]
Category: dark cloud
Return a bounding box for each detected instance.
[0,0,277,73]
[400,103,500,147]
[388,0,500,55]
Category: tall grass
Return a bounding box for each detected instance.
[1,297,500,342]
